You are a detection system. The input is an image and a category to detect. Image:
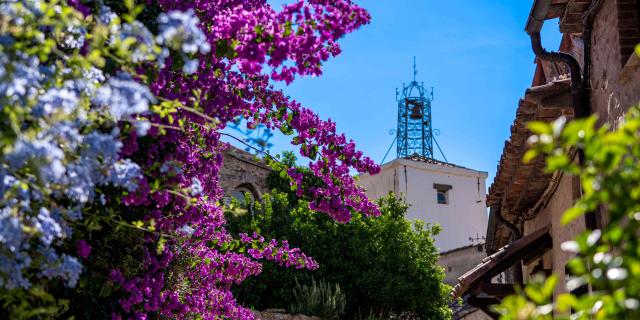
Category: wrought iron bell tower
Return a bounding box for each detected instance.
[396,58,434,158]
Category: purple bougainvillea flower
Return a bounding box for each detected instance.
[76,240,92,259]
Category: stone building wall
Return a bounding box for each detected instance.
[219,146,272,199]
[439,244,486,285]
[523,172,584,297]
[589,0,640,128]
[521,0,640,301]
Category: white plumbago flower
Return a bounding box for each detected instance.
[157,9,211,74]
[61,25,86,49]
[33,87,80,117]
[107,159,142,192]
[64,66,105,96]
[0,207,26,253]
[82,131,123,164]
[0,251,32,289]
[183,58,199,75]
[93,72,156,120]
[40,248,83,288]
[82,66,105,84]
[157,9,211,55]
[178,224,195,236]
[6,137,65,171]
[33,207,63,246]
[134,120,151,136]
[116,21,156,63]
[63,162,96,203]
[97,5,119,29]
[190,177,204,196]
[0,52,44,104]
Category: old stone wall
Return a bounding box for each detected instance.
[514,0,640,304]
[589,0,640,128]
[253,310,320,320]
[524,172,584,297]
[439,244,486,285]
[219,146,272,199]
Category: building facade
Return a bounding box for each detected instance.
[439,244,488,285]
[452,1,640,318]
[358,156,488,253]
[359,156,491,320]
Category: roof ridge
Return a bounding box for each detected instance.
[403,155,472,170]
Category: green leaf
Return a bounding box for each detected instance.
[527,121,552,135]
[156,237,167,255]
[524,286,545,305]
[546,154,570,171]
[561,205,586,225]
[541,275,557,298]
[523,149,538,164]
[556,293,577,312]
[124,0,135,11]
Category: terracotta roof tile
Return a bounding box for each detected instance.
[487,79,573,249]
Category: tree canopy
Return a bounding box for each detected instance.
[227,160,452,319]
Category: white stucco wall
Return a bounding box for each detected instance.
[358,159,488,252]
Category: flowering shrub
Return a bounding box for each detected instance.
[0,0,378,318]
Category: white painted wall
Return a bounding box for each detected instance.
[358,159,488,252]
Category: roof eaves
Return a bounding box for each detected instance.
[487,79,571,207]
[525,0,553,33]
[451,225,552,300]
[401,156,488,176]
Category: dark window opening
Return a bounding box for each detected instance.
[231,188,254,203]
[437,191,448,204]
[225,183,259,209]
[433,183,452,205]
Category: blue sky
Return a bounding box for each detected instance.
[224,1,563,186]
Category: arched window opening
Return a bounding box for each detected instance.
[229,183,259,205]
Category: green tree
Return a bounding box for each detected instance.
[495,107,640,319]
[226,159,452,319]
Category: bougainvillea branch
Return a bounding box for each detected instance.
[0,0,378,318]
